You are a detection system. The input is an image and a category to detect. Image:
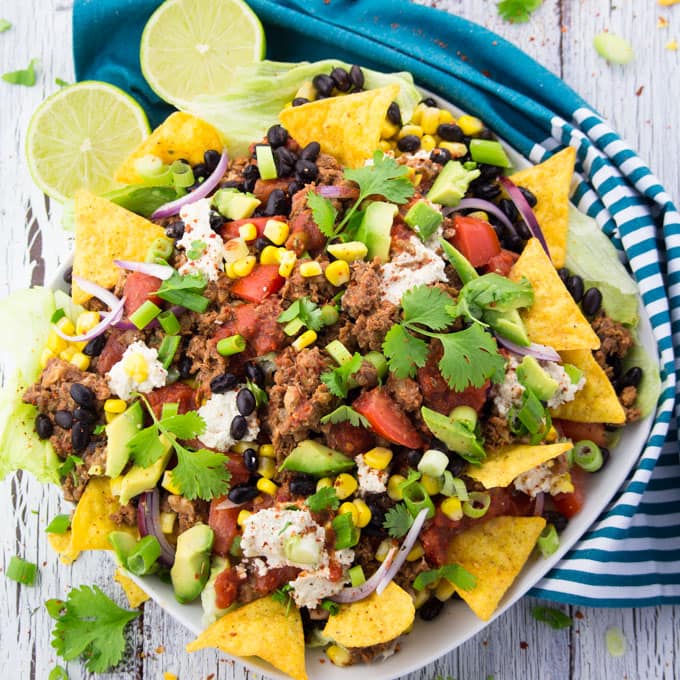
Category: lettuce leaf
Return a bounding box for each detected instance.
[622,332,662,419]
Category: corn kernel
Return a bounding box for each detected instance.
[162,470,181,495]
[105,412,117,423]
[59,346,77,362]
[74,311,100,336]
[435,576,457,601]
[421,474,443,496]
[231,441,254,454]
[398,124,423,140]
[70,352,91,371]
[257,478,278,496]
[467,210,489,222]
[378,139,395,153]
[232,255,256,278]
[410,102,428,125]
[421,134,437,152]
[334,473,358,500]
[260,245,282,265]
[104,399,127,415]
[545,426,558,443]
[164,672,179,680]
[438,141,468,158]
[295,80,316,101]
[259,444,275,459]
[438,108,455,124]
[327,241,368,263]
[299,261,323,277]
[376,538,397,562]
[56,316,75,335]
[441,497,463,521]
[413,589,432,609]
[257,456,276,479]
[109,475,123,497]
[420,107,441,135]
[292,329,317,351]
[40,348,55,369]
[224,237,250,263]
[363,447,393,470]
[263,219,289,245]
[457,114,484,136]
[72,340,88,352]
[237,509,252,527]
[406,541,425,562]
[325,259,350,287]
[278,250,297,278]
[338,501,359,525]
[387,474,406,501]
[326,645,352,667]
[316,477,333,491]
[224,262,237,279]
[47,329,68,354]
[352,498,372,528]
[159,511,177,535]
[123,352,148,383]
[380,119,399,139]
[238,222,258,242]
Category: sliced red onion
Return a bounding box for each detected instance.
[533,491,545,517]
[151,149,229,220]
[496,334,562,362]
[316,184,359,199]
[499,177,551,259]
[114,259,174,281]
[376,508,429,596]
[53,296,125,342]
[214,497,247,511]
[330,546,398,604]
[138,489,176,567]
[73,274,121,310]
[446,198,513,232]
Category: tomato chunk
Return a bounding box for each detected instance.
[146,383,197,419]
[215,299,287,356]
[484,248,519,276]
[231,264,285,303]
[552,465,586,519]
[219,215,286,241]
[123,271,162,316]
[553,419,608,447]
[209,501,241,557]
[353,387,423,449]
[450,214,501,268]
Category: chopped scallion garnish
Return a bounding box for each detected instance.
[45,514,71,535]
[6,555,38,585]
[129,300,162,330]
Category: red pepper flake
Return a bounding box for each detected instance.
[561,25,568,33]
[635,85,645,96]
[520,641,529,650]
[574,610,585,619]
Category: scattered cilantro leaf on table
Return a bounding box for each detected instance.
[2,57,39,85]
[383,502,414,538]
[55,77,70,87]
[497,0,543,23]
[0,19,12,32]
[321,352,363,398]
[319,405,370,428]
[532,605,573,629]
[47,585,139,673]
[48,666,68,680]
[305,486,340,512]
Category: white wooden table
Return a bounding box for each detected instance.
[1,1,678,678]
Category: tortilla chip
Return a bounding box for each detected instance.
[509,147,576,268]
[115,112,223,184]
[47,530,80,565]
[550,349,626,423]
[72,190,167,304]
[447,516,546,621]
[70,477,138,552]
[323,581,414,648]
[510,238,600,350]
[467,441,574,489]
[187,596,307,680]
[114,568,150,608]
[279,84,399,168]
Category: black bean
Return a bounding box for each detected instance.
[292,97,309,107]
[471,180,501,200]
[237,388,256,416]
[447,453,468,477]
[73,407,96,424]
[274,146,297,176]
[557,267,570,283]
[420,96,437,107]
[230,415,248,441]
[330,67,351,92]
[397,134,421,153]
[254,236,272,254]
[565,275,585,303]
[542,510,568,533]
[518,186,538,207]
[54,410,73,429]
[619,366,643,390]
[263,189,291,217]
[288,181,304,195]
[83,334,106,357]
[35,413,53,439]
[607,355,623,379]
[598,447,610,470]
[299,142,321,163]
[71,422,90,452]
[429,148,451,165]
[349,64,364,89]
[295,159,318,183]
[228,484,260,504]
[165,220,185,239]
[267,124,289,148]
[245,362,265,386]
[499,198,519,223]
[436,123,464,143]
[506,234,525,253]
[419,597,444,621]
[166,367,180,385]
[479,163,503,180]
[313,73,335,97]
[290,474,317,497]
[405,449,422,468]
[209,211,225,232]
[387,101,402,126]
[243,448,259,473]
[203,149,221,171]
[62,267,73,285]
[193,163,208,180]
[514,219,532,241]
[478,127,495,140]
[221,179,245,192]
[178,354,194,379]
[581,287,603,316]
[243,164,260,182]
[363,503,386,537]
[70,383,95,408]
[210,372,238,394]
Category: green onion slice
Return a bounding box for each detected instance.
[573,439,604,472]
[126,535,161,575]
[537,523,560,557]
[462,491,491,519]
[45,514,71,534]
[216,334,246,356]
[129,300,162,330]
[6,555,38,585]
[158,334,181,369]
[158,310,181,335]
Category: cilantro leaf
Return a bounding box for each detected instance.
[320,352,363,398]
[305,486,340,512]
[47,585,139,673]
[306,190,337,238]
[532,606,573,630]
[497,0,543,23]
[319,405,369,428]
[2,58,38,86]
[49,667,68,680]
[45,515,71,535]
[382,503,414,538]
[58,456,83,482]
[160,412,206,439]
[246,378,268,406]
[344,151,414,205]
[127,425,168,468]
[156,271,209,313]
[277,297,324,331]
[186,240,206,261]
[55,78,69,87]
[382,324,429,379]
[437,324,506,391]
[402,285,456,331]
[171,446,232,501]
[413,564,477,591]
[0,19,12,32]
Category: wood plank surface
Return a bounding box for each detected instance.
[1,1,678,679]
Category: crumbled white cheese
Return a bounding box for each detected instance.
[490,355,523,417]
[290,566,347,609]
[177,198,225,281]
[513,459,574,498]
[355,453,388,495]
[381,236,448,305]
[107,340,167,400]
[197,389,259,452]
[543,360,585,409]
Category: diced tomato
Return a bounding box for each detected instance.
[484,248,519,277]
[146,383,197,419]
[231,264,285,304]
[450,214,501,268]
[214,566,241,608]
[353,387,423,449]
[552,466,586,519]
[95,330,126,375]
[123,271,163,316]
[286,209,327,254]
[253,566,301,595]
[215,299,287,356]
[209,501,241,557]
[226,452,251,487]
[324,420,376,457]
[553,419,608,447]
[219,216,286,241]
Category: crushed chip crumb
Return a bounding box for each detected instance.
[658,0,680,6]
[657,16,669,28]
[163,673,178,680]
[665,39,679,50]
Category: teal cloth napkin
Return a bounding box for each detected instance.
[73,0,680,607]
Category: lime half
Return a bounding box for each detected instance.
[26,81,150,203]
[140,0,265,108]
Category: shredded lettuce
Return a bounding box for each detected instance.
[182,59,421,157]
[622,332,662,419]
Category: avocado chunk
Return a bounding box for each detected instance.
[213,187,260,219]
[118,435,173,505]
[280,440,355,477]
[421,406,486,464]
[171,523,215,604]
[517,356,559,401]
[427,160,481,207]
[404,200,443,241]
[355,201,398,262]
[108,531,138,567]
[484,308,531,347]
[105,401,143,478]
[439,237,479,284]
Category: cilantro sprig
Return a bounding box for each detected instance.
[156,270,209,313]
[383,503,414,538]
[277,296,324,331]
[305,486,340,513]
[497,0,543,23]
[319,405,369,428]
[413,564,477,592]
[320,352,363,398]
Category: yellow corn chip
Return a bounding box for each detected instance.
[447,516,546,621]
[550,349,626,423]
[47,530,80,565]
[115,112,223,184]
[509,147,576,268]
[322,581,415,648]
[510,237,600,350]
[467,441,574,489]
[279,85,399,168]
[72,190,167,304]
[187,596,307,680]
[114,568,150,608]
